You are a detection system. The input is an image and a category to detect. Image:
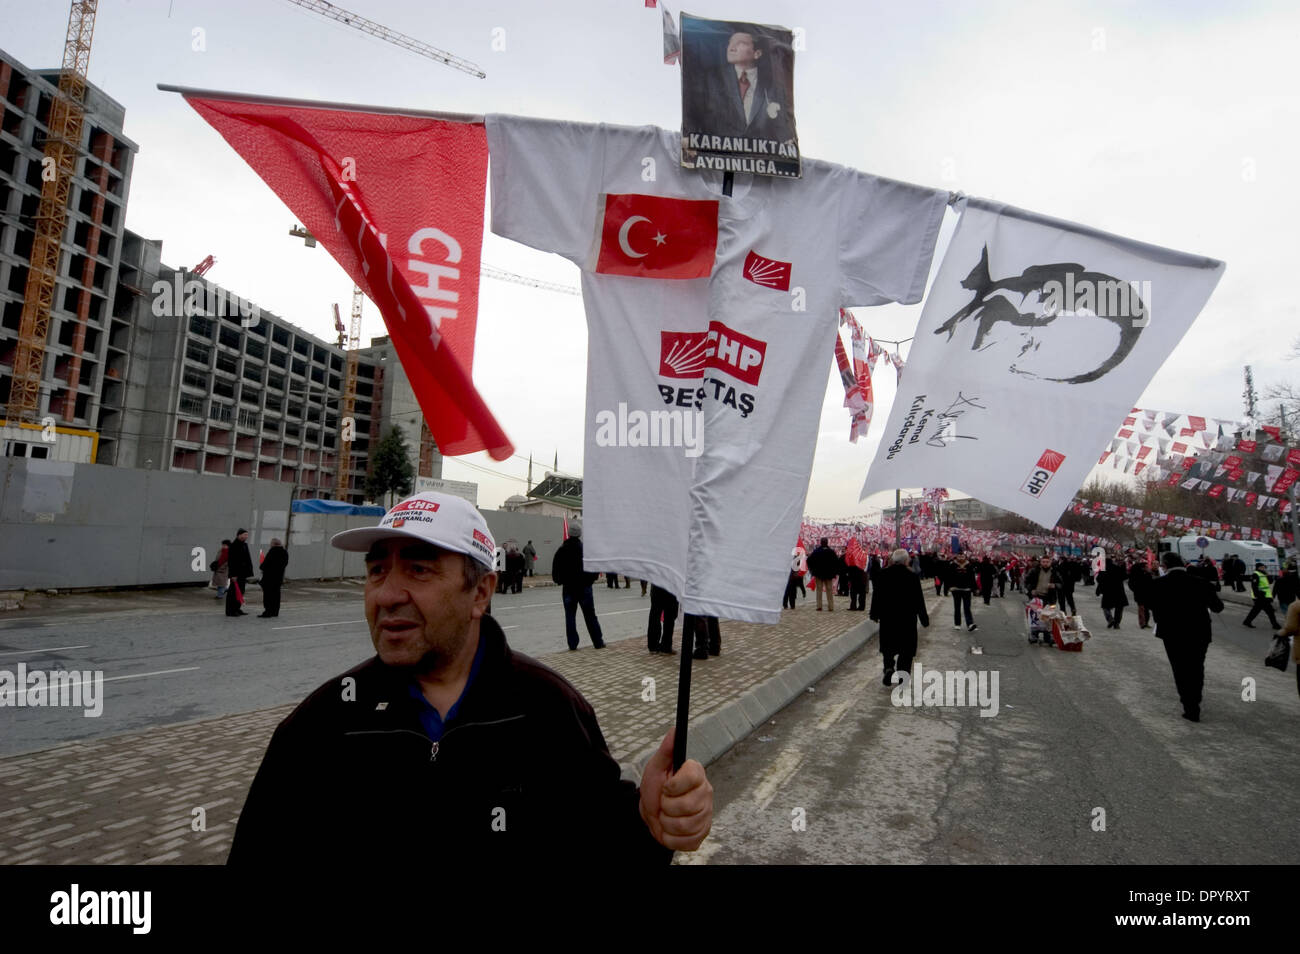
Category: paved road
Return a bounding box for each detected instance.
[0,579,653,757]
[680,587,1300,864]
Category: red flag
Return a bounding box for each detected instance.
[593,193,718,278]
[563,518,569,541]
[1187,416,1207,431]
[182,94,512,461]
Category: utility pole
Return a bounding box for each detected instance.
[1283,404,1298,560]
[894,488,901,549]
[1243,365,1258,420]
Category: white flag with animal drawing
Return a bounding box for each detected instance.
[861,199,1225,527]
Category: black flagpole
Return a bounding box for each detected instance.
[673,615,696,772]
[673,172,734,772]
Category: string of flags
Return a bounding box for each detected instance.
[1099,406,1300,504]
[1070,495,1293,547]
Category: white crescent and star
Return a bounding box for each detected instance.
[617,215,667,258]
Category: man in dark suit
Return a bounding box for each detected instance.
[257,538,289,618]
[226,528,254,617]
[1146,551,1224,722]
[684,27,792,145]
[869,548,931,686]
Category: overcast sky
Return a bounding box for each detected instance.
[4,0,1295,518]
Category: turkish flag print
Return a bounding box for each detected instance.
[594,193,718,279]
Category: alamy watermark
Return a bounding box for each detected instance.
[0,664,103,717]
[151,273,260,328]
[890,664,999,717]
[1041,272,1151,327]
[593,403,702,458]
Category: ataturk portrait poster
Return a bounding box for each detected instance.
[679,13,800,178]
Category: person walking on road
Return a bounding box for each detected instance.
[1128,560,1153,629]
[784,543,807,610]
[551,526,606,649]
[1243,561,1281,629]
[845,539,869,611]
[1094,557,1129,630]
[807,537,842,612]
[947,554,977,633]
[1146,551,1224,722]
[229,490,711,866]
[647,585,679,654]
[226,529,254,617]
[1274,562,1297,616]
[505,545,526,594]
[211,539,230,600]
[257,538,289,618]
[869,549,930,686]
[1058,557,1078,615]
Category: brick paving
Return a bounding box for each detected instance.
[0,602,866,864]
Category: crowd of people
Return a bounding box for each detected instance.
[210,509,1298,711]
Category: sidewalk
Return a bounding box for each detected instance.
[0,598,886,864]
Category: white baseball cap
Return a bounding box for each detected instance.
[330,492,496,569]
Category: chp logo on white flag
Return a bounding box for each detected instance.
[861,198,1225,527]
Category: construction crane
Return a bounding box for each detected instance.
[192,254,216,277]
[291,226,576,295]
[480,264,580,296]
[289,223,316,247]
[336,286,362,501]
[332,302,345,347]
[6,0,97,425]
[282,0,485,78]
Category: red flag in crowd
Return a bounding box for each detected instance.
[181,93,512,461]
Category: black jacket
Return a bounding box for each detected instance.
[868,563,930,636]
[1146,568,1224,645]
[227,537,254,579]
[807,545,842,582]
[1026,565,1064,603]
[1127,565,1152,603]
[259,546,288,585]
[228,614,671,867]
[1094,568,1129,608]
[945,565,976,592]
[551,537,598,591]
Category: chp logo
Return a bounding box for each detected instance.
[471,527,494,558]
[659,321,767,386]
[742,249,792,291]
[1021,449,1066,498]
[384,498,440,529]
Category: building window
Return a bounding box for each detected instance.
[179,395,205,418]
[3,440,50,459]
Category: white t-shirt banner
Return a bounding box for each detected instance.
[861,198,1225,528]
[487,114,947,622]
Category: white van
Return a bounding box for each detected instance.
[1157,535,1280,577]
